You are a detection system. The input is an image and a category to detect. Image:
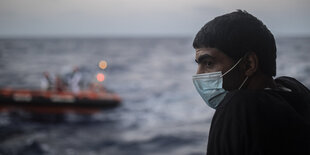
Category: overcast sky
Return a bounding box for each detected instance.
[0,0,309,37]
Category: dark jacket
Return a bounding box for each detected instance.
[207,76,310,155]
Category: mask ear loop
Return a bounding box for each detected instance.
[237,52,251,89]
[221,58,243,77]
[238,76,248,90]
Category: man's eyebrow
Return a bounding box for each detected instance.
[195,54,215,64]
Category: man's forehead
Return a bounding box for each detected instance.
[195,48,206,55]
[195,48,207,53]
[195,48,203,52]
[195,48,237,65]
[195,48,217,57]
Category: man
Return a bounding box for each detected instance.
[68,67,82,94]
[192,10,310,154]
[40,71,54,91]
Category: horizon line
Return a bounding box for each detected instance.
[0,34,309,40]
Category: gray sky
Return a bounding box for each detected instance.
[0,0,309,37]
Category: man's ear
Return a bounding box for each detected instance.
[244,52,258,76]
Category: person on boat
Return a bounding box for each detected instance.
[55,74,66,92]
[40,72,53,91]
[67,66,82,94]
[192,10,310,154]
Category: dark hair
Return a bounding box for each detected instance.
[193,10,277,76]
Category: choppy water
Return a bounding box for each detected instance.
[0,37,309,155]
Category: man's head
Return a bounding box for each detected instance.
[193,10,277,90]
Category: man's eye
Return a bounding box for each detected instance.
[203,61,214,67]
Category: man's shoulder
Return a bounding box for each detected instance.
[217,86,310,121]
[216,89,304,118]
[219,76,310,110]
[275,76,310,94]
[218,90,271,109]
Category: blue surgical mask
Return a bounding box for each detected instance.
[192,58,247,109]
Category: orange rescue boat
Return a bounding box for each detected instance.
[0,88,122,114]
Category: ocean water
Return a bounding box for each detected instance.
[0,37,309,155]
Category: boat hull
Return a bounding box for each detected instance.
[0,89,121,114]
